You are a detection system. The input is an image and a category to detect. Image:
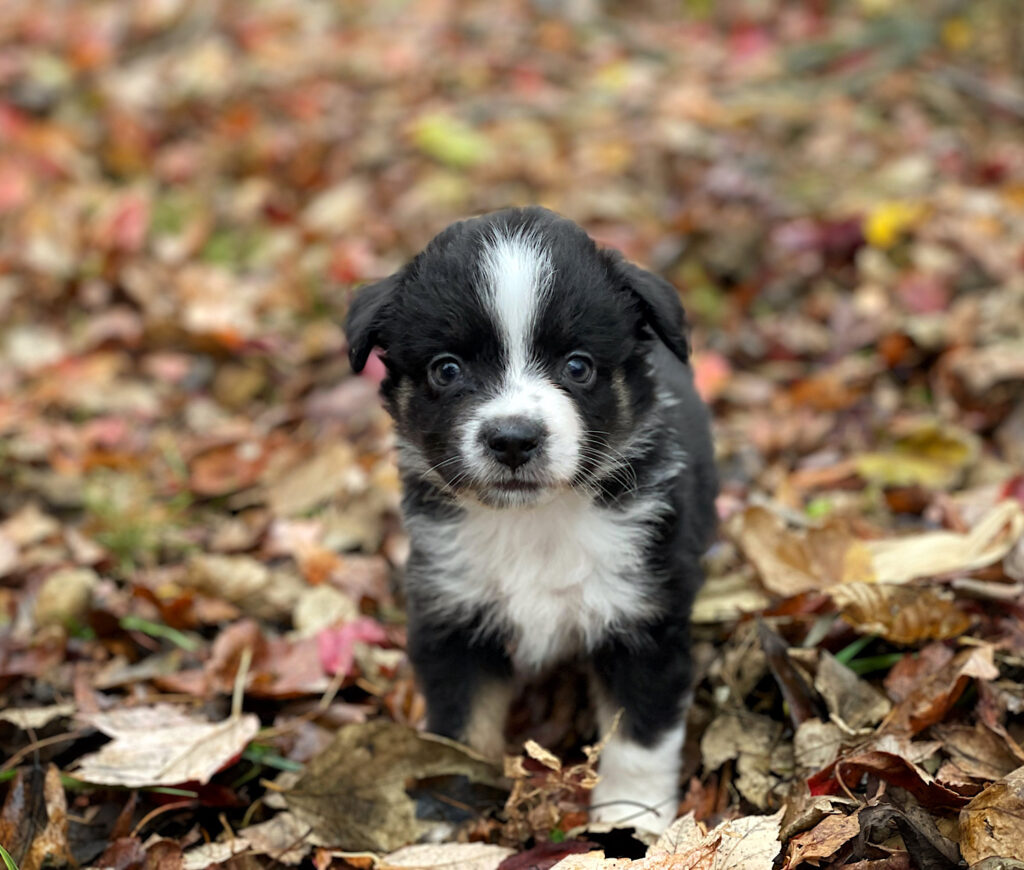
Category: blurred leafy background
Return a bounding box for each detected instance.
[2,1,1024,868]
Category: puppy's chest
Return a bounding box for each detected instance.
[419,495,661,670]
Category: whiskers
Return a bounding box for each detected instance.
[575,430,640,499]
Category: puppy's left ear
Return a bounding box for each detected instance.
[604,252,690,364]
[344,273,399,373]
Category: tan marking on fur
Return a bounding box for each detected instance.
[395,379,413,418]
[462,681,514,760]
[611,370,632,430]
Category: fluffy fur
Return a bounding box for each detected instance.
[345,207,717,833]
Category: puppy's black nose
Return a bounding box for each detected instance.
[482,419,544,470]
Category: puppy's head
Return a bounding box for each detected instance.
[346,207,688,508]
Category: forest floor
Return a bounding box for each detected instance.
[1,1,1024,868]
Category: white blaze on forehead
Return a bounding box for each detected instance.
[464,227,583,485]
[478,227,553,372]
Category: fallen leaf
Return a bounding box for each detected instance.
[782,811,860,868]
[73,705,260,787]
[184,553,306,621]
[728,507,870,596]
[181,839,250,870]
[317,617,390,676]
[933,723,1023,782]
[883,643,955,703]
[863,200,925,249]
[648,809,785,870]
[238,811,315,865]
[0,765,74,870]
[885,645,999,734]
[97,837,146,870]
[759,621,819,727]
[264,443,360,517]
[959,765,1024,864]
[382,843,515,870]
[794,719,847,774]
[500,841,598,870]
[829,583,971,645]
[854,421,979,490]
[549,852,629,869]
[693,571,771,623]
[700,712,792,810]
[0,702,76,730]
[809,751,967,810]
[411,113,495,168]
[815,651,892,732]
[862,500,1024,585]
[284,720,505,852]
[33,566,99,628]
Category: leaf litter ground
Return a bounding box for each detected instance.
[1,1,1024,869]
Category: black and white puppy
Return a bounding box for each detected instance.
[345,207,716,833]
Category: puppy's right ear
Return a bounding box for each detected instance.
[344,274,399,373]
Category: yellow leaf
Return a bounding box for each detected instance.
[410,113,494,169]
[864,201,925,249]
[941,18,972,52]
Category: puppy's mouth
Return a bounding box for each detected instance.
[470,474,558,508]
[490,479,543,493]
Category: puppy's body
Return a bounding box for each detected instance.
[346,208,716,833]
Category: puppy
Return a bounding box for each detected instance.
[345,207,716,833]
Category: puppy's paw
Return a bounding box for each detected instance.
[588,782,677,835]
[588,724,684,835]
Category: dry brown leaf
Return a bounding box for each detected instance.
[181,838,251,870]
[0,702,76,730]
[727,506,870,596]
[284,720,504,852]
[73,705,260,787]
[550,853,630,869]
[264,443,360,517]
[33,566,99,628]
[185,553,306,620]
[809,751,967,810]
[959,765,1024,864]
[381,843,515,870]
[863,500,1024,585]
[853,420,980,490]
[648,809,785,870]
[885,645,999,734]
[815,651,892,732]
[692,571,771,623]
[0,765,74,870]
[700,712,792,810]
[782,811,860,868]
[829,583,971,645]
[883,643,955,703]
[238,812,317,865]
[933,723,1023,782]
[794,719,847,774]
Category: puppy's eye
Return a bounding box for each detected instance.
[563,353,595,385]
[428,355,463,389]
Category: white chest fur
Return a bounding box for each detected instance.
[413,492,663,671]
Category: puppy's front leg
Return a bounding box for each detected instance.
[407,616,514,760]
[589,616,694,834]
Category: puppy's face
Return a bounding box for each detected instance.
[346,208,689,508]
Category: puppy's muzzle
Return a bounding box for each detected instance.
[480,417,546,470]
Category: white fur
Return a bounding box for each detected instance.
[410,491,666,671]
[589,719,686,834]
[461,375,583,484]
[459,228,582,486]
[479,227,553,374]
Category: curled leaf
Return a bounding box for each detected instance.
[829,583,971,644]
